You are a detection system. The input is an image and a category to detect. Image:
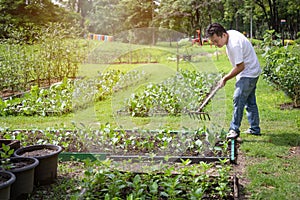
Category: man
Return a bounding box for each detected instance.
[205,23,262,139]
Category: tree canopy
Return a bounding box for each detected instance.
[0,0,299,40]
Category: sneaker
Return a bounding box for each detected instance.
[245,129,261,136]
[227,130,239,139]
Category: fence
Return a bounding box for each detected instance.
[87,33,113,42]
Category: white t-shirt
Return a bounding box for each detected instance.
[226,30,261,80]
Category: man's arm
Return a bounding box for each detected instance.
[219,62,245,87]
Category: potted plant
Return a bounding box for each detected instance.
[0,171,15,200]
[0,139,20,157]
[7,157,39,199]
[1,144,39,200]
[13,144,63,185]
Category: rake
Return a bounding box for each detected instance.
[188,85,221,120]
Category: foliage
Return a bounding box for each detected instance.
[81,159,232,199]
[85,0,120,35]
[0,144,14,170]
[118,0,154,30]
[0,70,147,116]
[1,0,300,42]
[157,0,223,36]
[87,44,169,64]
[0,23,87,92]
[262,30,300,107]
[0,78,73,116]
[122,70,220,117]
[250,38,262,47]
[296,32,300,44]
[0,126,82,152]
[0,0,81,40]
[70,123,228,157]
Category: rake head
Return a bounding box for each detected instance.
[188,111,211,121]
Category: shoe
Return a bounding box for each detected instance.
[227,130,239,139]
[245,129,261,136]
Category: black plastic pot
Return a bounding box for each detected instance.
[13,144,63,185]
[8,157,39,200]
[0,171,16,200]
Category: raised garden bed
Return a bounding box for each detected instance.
[78,159,240,199]
[1,127,240,199]
[1,128,238,163]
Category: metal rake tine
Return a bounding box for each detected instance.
[197,113,202,120]
[188,111,194,119]
[193,112,199,120]
[199,113,203,120]
[205,113,211,121]
[194,113,199,120]
[203,113,207,120]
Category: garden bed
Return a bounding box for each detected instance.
[28,160,240,199]
[1,128,238,163]
[1,127,240,199]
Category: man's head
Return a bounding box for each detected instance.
[206,23,228,48]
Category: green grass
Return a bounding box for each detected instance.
[212,52,300,199]
[0,44,299,199]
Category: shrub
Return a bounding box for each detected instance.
[250,38,262,47]
[295,32,300,44]
[262,30,300,107]
[283,39,295,46]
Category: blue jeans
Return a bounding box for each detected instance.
[230,77,260,134]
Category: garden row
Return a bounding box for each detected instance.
[121,70,220,117]
[0,24,89,95]
[86,44,169,64]
[0,70,146,116]
[262,30,300,107]
[0,69,219,117]
[0,123,239,199]
[0,123,234,158]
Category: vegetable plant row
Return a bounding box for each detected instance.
[0,70,146,116]
[0,124,235,199]
[81,159,234,199]
[0,122,229,158]
[0,68,219,117]
[262,30,300,107]
[121,70,221,116]
[0,24,88,94]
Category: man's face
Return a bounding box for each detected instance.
[209,33,227,48]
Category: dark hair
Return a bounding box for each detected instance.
[205,23,227,37]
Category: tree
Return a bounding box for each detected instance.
[254,0,300,39]
[118,0,154,29]
[86,0,121,35]
[157,0,223,37]
[0,0,81,40]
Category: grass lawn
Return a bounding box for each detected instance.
[0,44,299,199]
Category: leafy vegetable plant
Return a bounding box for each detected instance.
[262,30,300,107]
[122,70,220,116]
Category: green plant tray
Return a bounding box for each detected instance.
[59,152,236,164]
[59,152,107,162]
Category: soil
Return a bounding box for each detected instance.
[280,102,299,110]
[10,160,31,169]
[231,151,251,199]
[0,78,68,99]
[0,176,10,184]
[20,149,56,157]
[287,146,300,158]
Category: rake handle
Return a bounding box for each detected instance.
[197,85,220,112]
